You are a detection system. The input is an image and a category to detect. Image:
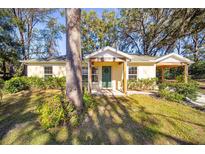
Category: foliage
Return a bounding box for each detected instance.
[0,9,20,79]
[37,17,65,57]
[26,76,66,90]
[4,77,29,93]
[27,76,66,90]
[43,77,66,89]
[26,76,46,89]
[81,10,118,55]
[3,76,66,93]
[128,78,157,90]
[159,78,199,102]
[0,78,4,88]
[0,9,64,77]
[159,89,184,103]
[36,94,79,129]
[176,30,205,62]
[83,90,97,109]
[189,61,205,79]
[10,8,63,59]
[119,9,205,55]
[36,90,95,129]
[156,67,184,82]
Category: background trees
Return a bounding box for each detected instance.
[0,8,64,77]
[81,10,118,56]
[80,8,204,62]
[118,9,205,56]
[0,9,20,79]
[0,8,204,79]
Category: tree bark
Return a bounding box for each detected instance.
[65,8,83,112]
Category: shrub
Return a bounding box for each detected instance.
[4,77,29,93]
[44,77,66,89]
[159,89,184,102]
[83,90,97,109]
[36,91,96,129]
[26,77,46,89]
[128,78,157,91]
[189,61,205,79]
[36,94,79,128]
[11,76,66,90]
[159,79,199,102]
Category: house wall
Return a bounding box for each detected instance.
[27,61,156,91]
[93,62,123,91]
[27,63,66,77]
[128,62,156,79]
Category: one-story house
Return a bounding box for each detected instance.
[22,46,193,94]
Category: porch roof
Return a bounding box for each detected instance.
[85,46,132,59]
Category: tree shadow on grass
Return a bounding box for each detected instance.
[53,93,195,145]
[0,90,58,144]
[0,90,201,144]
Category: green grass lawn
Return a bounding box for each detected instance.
[0,89,205,144]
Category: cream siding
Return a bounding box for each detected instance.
[27,64,44,77]
[128,63,156,79]
[27,63,66,78]
[53,65,66,77]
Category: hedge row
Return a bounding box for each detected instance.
[3,76,66,93]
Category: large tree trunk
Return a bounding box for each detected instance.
[65,8,83,112]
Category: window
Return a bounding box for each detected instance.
[92,67,98,82]
[82,67,88,83]
[44,66,53,78]
[128,67,137,79]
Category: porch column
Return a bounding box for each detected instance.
[88,60,92,93]
[184,64,188,83]
[161,67,165,82]
[123,61,127,94]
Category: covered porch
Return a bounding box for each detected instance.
[156,62,189,83]
[87,59,128,94]
[155,53,193,83]
[85,47,132,94]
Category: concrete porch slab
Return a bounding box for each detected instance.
[91,89,157,96]
[91,89,125,96]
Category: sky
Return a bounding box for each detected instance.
[55,8,118,55]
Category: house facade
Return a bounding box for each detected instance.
[22,46,193,94]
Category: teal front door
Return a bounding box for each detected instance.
[102,66,111,88]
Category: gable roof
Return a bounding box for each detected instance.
[20,55,67,63]
[85,46,132,59]
[155,53,194,64]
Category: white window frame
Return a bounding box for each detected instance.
[44,66,53,78]
[128,66,138,79]
[92,67,98,83]
[82,67,88,82]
